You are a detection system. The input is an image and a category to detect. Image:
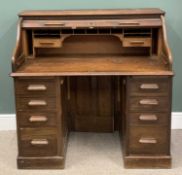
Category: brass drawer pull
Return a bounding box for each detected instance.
[139,99,159,105]
[140,83,159,90]
[139,114,158,121]
[30,139,49,145]
[28,100,47,106]
[130,41,145,45]
[29,116,48,122]
[39,42,55,45]
[139,137,157,144]
[27,85,47,91]
[44,22,66,26]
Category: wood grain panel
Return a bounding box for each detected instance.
[128,125,169,155]
[69,76,114,132]
[15,77,56,97]
[16,97,56,111]
[128,76,171,96]
[129,96,170,112]
[128,113,169,126]
[11,56,173,77]
[19,127,57,156]
[17,112,57,127]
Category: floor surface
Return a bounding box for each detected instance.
[0,130,181,175]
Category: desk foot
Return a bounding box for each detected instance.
[124,155,171,169]
[17,156,65,169]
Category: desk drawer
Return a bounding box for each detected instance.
[129,113,169,126]
[19,128,57,156]
[128,125,169,155]
[16,97,56,111]
[33,38,61,48]
[15,78,56,97]
[129,97,169,112]
[128,76,170,96]
[17,112,57,127]
[123,37,152,47]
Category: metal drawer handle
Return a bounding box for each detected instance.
[27,85,47,91]
[139,99,159,105]
[139,114,158,121]
[139,137,157,144]
[44,22,66,26]
[28,100,47,106]
[30,139,49,145]
[29,116,48,122]
[140,83,159,90]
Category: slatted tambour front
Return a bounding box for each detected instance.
[22,18,162,28]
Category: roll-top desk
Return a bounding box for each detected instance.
[11,9,173,169]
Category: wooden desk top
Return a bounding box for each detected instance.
[11,55,173,77]
[19,9,165,17]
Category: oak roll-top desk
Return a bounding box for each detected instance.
[11,9,173,169]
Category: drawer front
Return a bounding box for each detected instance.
[19,128,57,156]
[17,112,57,127]
[128,77,170,96]
[16,97,56,111]
[15,78,56,97]
[129,97,169,112]
[128,126,169,155]
[129,113,169,126]
[123,37,152,47]
[33,38,61,48]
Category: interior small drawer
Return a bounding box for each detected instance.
[128,125,169,155]
[33,38,61,48]
[19,128,57,156]
[129,96,170,112]
[15,78,56,97]
[128,76,171,96]
[17,112,57,127]
[128,112,169,126]
[123,37,152,47]
[16,97,56,111]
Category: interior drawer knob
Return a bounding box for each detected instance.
[140,83,159,90]
[139,137,157,144]
[30,139,49,145]
[28,100,47,106]
[139,114,158,121]
[27,84,47,91]
[139,99,159,105]
[29,116,48,122]
[130,41,145,45]
[39,42,55,46]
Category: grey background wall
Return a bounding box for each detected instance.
[0,0,181,114]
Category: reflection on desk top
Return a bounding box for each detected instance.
[11,56,173,77]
